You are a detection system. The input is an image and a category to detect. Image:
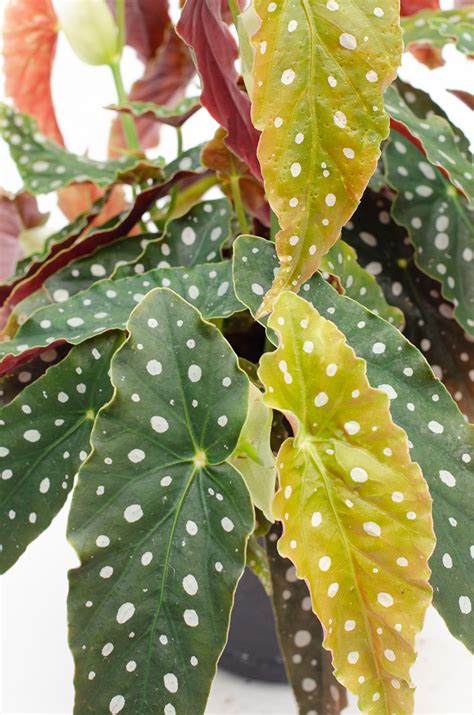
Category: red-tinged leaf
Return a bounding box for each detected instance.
[2,0,63,146]
[107,0,170,61]
[109,29,196,154]
[409,44,445,69]
[202,128,270,227]
[57,183,128,225]
[0,191,48,281]
[449,89,474,110]
[400,0,439,16]
[0,195,23,281]
[177,0,261,180]
[0,173,202,338]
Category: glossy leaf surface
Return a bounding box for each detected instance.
[0,334,119,572]
[0,105,164,194]
[322,240,404,327]
[343,189,474,420]
[258,291,434,711]
[266,523,347,715]
[250,0,402,313]
[386,84,473,203]
[234,234,474,650]
[68,288,253,714]
[385,133,474,335]
[114,199,231,279]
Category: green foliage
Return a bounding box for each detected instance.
[1,1,472,713]
[68,288,253,714]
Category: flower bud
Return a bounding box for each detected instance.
[57,0,119,66]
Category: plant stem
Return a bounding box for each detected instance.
[109,0,140,153]
[176,126,183,157]
[110,62,140,152]
[230,174,250,234]
[227,0,241,25]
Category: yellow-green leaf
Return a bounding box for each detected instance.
[250,0,402,314]
[258,291,435,713]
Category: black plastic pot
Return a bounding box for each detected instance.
[220,567,287,683]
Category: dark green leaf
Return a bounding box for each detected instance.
[0,104,164,194]
[385,133,474,336]
[266,523,347,715]
[233,234,474,650]
[0,333,120,573]
[67,287,253,714]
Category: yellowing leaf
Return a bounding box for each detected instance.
[258,291,435,713]
[250,0,402,314]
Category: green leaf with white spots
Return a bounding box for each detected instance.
[0,104,165,194]
[230,383,277,522]
[114,199,231,279]
[266,523,347,715]
[67,288,253,715]
[384,133,474,336]
[401,7,474,57]
[322,240,404,327]
[233,234,474,651]
[0,346,68,407]
[163,144,205,179]
[0,334,120,573]
[343,189,474,420]
[108,97,201,127]
[12,234,154,324]
[258,290,435,712]
[385,85,473,203]
[0,261,243,367]
[394,79,471,159]
[250,0,402,314]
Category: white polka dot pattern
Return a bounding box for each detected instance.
[0,334,119,573]
[258,291,435,712]
[67,288,253,714]
[234,234,474,652]
[250,0,402,313]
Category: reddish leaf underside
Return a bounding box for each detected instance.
[109,29,196,154]
[2,0,63,146]
[400,0,439,15]
[107,0,170,62]
[177,0,261,180]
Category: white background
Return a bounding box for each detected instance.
[0,0,473,713]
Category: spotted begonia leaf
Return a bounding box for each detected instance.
[108,96,201,128]
[233,234,474,650]
[401,7,474,56]
[114,199,231,279]
[249,0,402,314]
[385,85,473,203]
[266,523,347,715]
[0,261,243,374]
[163,144,205,179]
[0,333,120,573]
[230,383,276,521]
[384,133,474,335]
[67,288,253,714]
[343,189,474,420]
[0,180,192,323]
[2,0,63,146]
[394,79,471,158]
[0,345,68,406]
[258,290,435,710]
[322,241,404,327]
[10,235,154,326]
[0,105,165,194]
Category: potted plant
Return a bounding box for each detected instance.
[0,0,472,713]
